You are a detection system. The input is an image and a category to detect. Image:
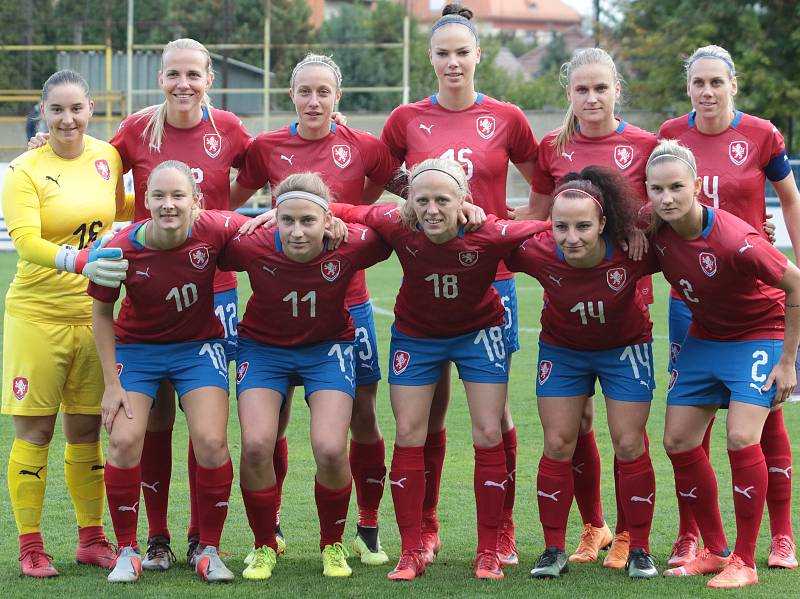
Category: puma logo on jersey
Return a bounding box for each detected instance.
[355,227,369,241]
[118,501,138,512]
[562,151,575,161]
[499,223,509,236]
[19,466,45,479]
[280,154,294,165]
[678,487,697,499]
[366,477,385,487]
[223,215,232,228]
[548,275,563,287]
[389,477,407,488]
[768,466,792,479]
[141,481,159,493]
[631,493,654,504]
[484,479,508,491]
[363,360,376,371]
[135,267,151,278]
[419,123,435,135]
[738,238,754,254]
[405,246,419,257]
[537,489,561,502]
[494,362,506,372]
[344,375,354,385]
[734,485,755,499]
[749,383,764,395]
[384,207,400,218]
[45,174,61,187]
[262,265,277,276]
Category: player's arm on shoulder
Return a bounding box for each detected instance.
[763,261,800,403]
[92,299,132,431]
[772,170,800,258]
[230,179,259,210]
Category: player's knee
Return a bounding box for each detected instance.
[612,432,645,461]
[543,431,577,461]
[471,422,502,448]
[107,432,142,467]
[663,431,691,454]
[726,429,760,451]
[579,412,594,435]
[192,432,228,466]
[313,441,347,471]
[241,436,275,467]
[395,420,426,447]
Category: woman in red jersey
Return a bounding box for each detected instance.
[230,53,403,566]
[659,44,800,569]
[326,158,547,580]
[647,140,800,589]
[92,161,239,584]
[380,3,539,566]
[507,167,659,580]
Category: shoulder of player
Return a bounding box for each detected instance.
[657,114,690,138]
[387,97,432,122]
[619,122,657,148]
[707,209,757,252]
[208,107,248,132]
[734,112,780,143]
[109,222,140,250]
[83,135,121,160]
[118,108,153,135]
[335,124,381,145]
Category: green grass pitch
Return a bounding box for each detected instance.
[0,250,798,598]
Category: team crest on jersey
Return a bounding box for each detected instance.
[115,363,124,376]
[189,247,211,270]
[606,267,627,292]
[729,140,748,166]
[538,360,553,385]
[476,115,496,140]
[699,252,717,277]
[12,377,28,400]
[203,133,222,158]
[392,350,411,375]
[236,361,249,384]
[459,250,479,267]
[321,259,341,282]
[668,369,678,392]
[94,159,111,180]
[669,343,681,366]
[332,145,352,168]
[614,145,634,170]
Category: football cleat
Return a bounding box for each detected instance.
[19,547,59,578]
[107,546,141,583]
[195,545,234,583]
[667,533,699,567]
[353,527,389,565]
[603,531,630,569]
[569,522,612,563]
[387,549,426,581]
[626,547,658,578]
[141,536,175,571]
[187,535,200,568]
[242,546,277,580]
[707,554,758,589]
[321,542,352,577]
[530,546,569,579]
[76,535,116,570]
[497,518,519,566]
[474,550,504,580]
[663,547,730,577]
[768,534,798,569]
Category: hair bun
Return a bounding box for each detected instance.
[442,3,474,19]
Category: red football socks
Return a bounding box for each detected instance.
[390,444,426,552]
[761,409,794,539]
[422,429,446,517]
[617,451,655,552]
[140,429,172,540]
[537,455,574,551]
[241,484,278,551]
[105,462,142,548]
[729,444,768,568]
[196,459,233,548]
[349,438,386,528]
[572,430,604,528]
[474,442,507,553]
[502,428,517,515]
[273,436,288,527]
[315,479,351,550]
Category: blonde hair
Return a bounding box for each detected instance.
[290,53,343,89]
[685,44,737,112]
[401,158,469,231]
[139,39,218,152]
[645,140,698,233]
[553,48,620,155]
[274,172,332,206]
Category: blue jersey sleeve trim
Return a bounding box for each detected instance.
[274,229,283,252]
[616,120,627,134]
[731,111,743,129]
[330,122,337,133]
[555,243,565,261]
[289,122,299,136]
[430,95,438,105]
[764,150,792,182]
[701,207,716,238]
[475,93,484,105]
[129,222,146,250]
[688,111,696,128]
[201,105,209,121]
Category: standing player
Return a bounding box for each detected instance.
[506,167,659,580]
[380,2,539,565]
[108,38,252,569]
[230,53,402,565]
[328,158,548,580]
[2,69,130,577]
[659,44,800,568]
[219,173,392,580]
[646,140,800,589]
[90,160,237,583]
[514,47,657,568]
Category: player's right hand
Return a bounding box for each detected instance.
[239,208,276,234]
[101,383,133,433]
[27,131,49,150]
[78,233,128,287]
[325,217,349,248]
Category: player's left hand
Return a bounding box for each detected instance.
[331,111,348,126]
[460,202,486,232]
[764,213,777,244]
[79,233,128,287]
[762,359,796,405]
[325,217,349,248]
[239,208,276,234]
[621,229,648,261]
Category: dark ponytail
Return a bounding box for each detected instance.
[442,3,474,19]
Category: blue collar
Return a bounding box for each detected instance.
[701,207,716,238]
[129,220,192,250]
[430,93,484,106]
[290,121,336,136]
[688,110,742,129]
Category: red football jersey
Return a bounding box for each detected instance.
[88,210,246,343]
[533,120,657,201]
[659,111,788,235]
[217,223,392,347]
[381,94,539,280]
[110,107,252,293]
[331,204,549,338]
[506,231,658,350]
[655,208,787,341]
[235,122,400,306]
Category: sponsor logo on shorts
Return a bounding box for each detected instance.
[614,145,633,170]
[476,115,496,139]
[606,267,627,291]
[332,144,351,168]
[12,377,28,400]
[459,250,479,267]
[236,361,249,384]
[668,369,678,392]
[729,140,748,166]
[94,159,111,180]
[190,246,211,270]
[699,252,717,277]
[203,133,222,158]
[537,360,552,385]
[321,259,341,282]
[392,350,411,375]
